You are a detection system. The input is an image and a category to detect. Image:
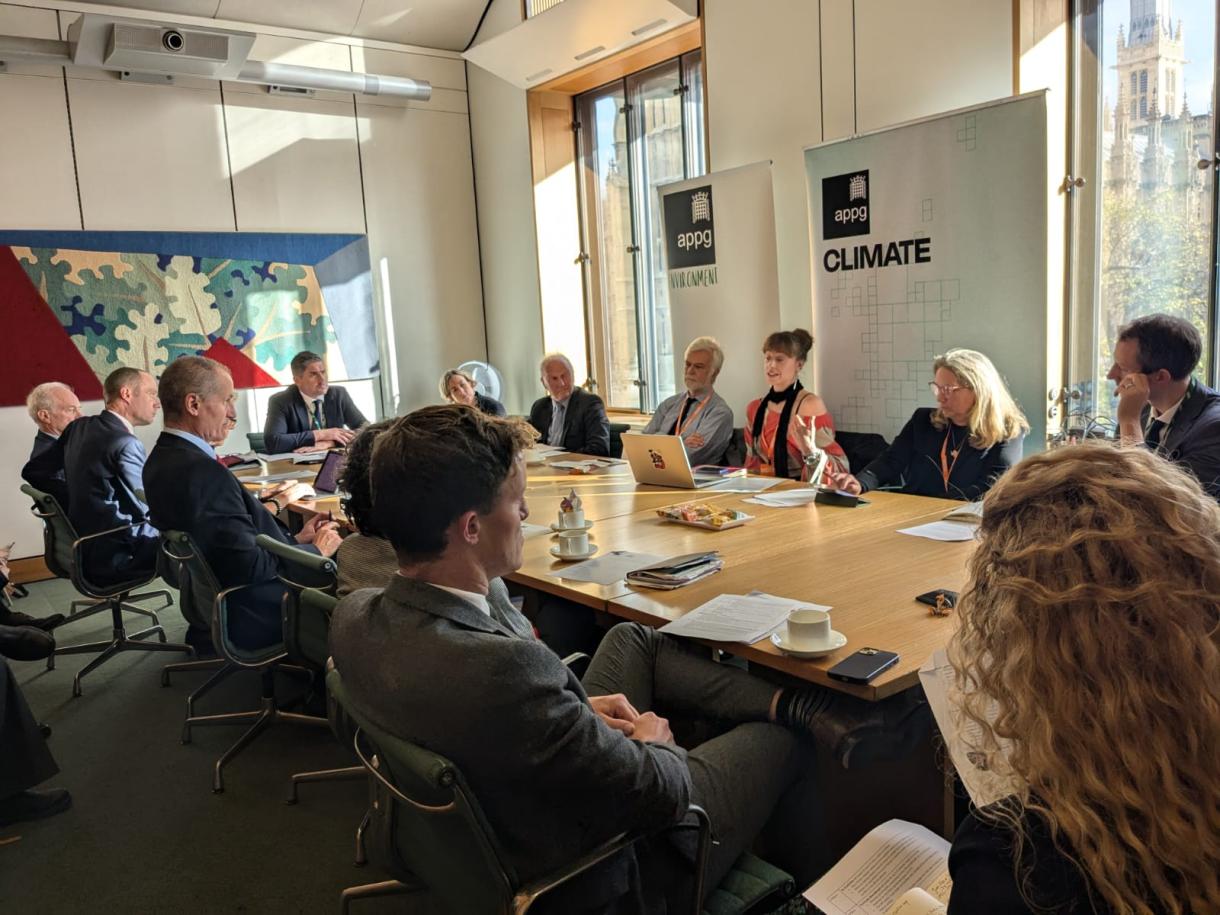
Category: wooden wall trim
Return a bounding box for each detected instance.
[532,19,701,96]
[8,555,53,585]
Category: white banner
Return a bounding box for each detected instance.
[806,93,1049,448]
[659,161,781,425]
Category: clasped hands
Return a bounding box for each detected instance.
[589,693,673,744]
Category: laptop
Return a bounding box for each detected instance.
[311,449,347,495]
[621,433,736,489]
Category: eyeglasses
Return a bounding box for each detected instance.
[928,382,969,397]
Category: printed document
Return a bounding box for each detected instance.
[659,593,810,643]
[896,521,977,542]
[548,550,663,586]
[803,819,951,915]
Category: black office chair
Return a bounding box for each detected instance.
[160,531,326,793]
[21,484,192,696]
[722,428,747,467]
[247,432,267,453]
[21,483,173,632]
[330,667,795,915]
[607,422,631,459]
[835,431,889,473]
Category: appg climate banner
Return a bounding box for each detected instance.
[660,161,780,424]
[806,93,1049,447]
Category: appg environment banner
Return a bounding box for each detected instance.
[806,93,1049,447]
[660,161,781,424]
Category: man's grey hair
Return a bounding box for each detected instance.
[26,382,73,421]
[684,336,725,375]
[539,352,574,378]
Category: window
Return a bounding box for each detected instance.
[576,50,707,410]
[1067,0,1217,433]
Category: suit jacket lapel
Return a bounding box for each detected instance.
[1162,380,1205,457]
[384,575,519,638]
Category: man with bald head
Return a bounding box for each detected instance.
[527,353,610,456]
[21,382,82,509]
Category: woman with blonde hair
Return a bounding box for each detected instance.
[829,348,1027,500]
[744,328,848,482]
[945,443,1220,913]
[439,368,506,417]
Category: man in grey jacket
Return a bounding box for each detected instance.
[643,336,735,466]
[329,406,915,912]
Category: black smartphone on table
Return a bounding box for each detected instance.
[827,648,900,684]
[915,589,958,609]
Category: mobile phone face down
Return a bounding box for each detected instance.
[827,648,900,684]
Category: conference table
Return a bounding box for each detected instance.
[247,452,973,700]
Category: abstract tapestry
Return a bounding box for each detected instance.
[0,230,377,407]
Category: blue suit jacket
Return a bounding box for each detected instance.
[22,430,71,510]
[144,432,319,648]
[263,385,367,453]
[59,412,158,579]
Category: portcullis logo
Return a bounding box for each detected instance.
[664,185,716,268]
[822,170,871,240]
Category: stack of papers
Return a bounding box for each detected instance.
[659,593,799,642]
[550,459,617,472]
[547,550,663,585]
[897,503,983,542]
[626,551,722,590]
[705,476,785,493]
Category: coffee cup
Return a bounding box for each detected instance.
[556,529,589,556]
[785,608,831,649]
[558,508,586,529]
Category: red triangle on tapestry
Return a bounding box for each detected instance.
[201,337,281,389]
[0,246,104,407]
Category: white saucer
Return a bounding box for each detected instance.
[550,520,595,532]
[770,629,847,659]
[550,544,599,561]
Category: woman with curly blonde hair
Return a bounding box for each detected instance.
[830,348,1028,500]
[946,443,1220,914]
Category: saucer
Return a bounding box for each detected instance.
[550,544,599,561]
[769,629,847,659]
[550,520,595,532]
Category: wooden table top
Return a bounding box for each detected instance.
[240,452,974,698]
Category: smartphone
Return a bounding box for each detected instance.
[827,648,900,684]
[915,589,958,609]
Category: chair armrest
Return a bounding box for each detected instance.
[71,521,143,569]
[513,831,636,910]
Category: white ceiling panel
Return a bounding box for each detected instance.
[46,0,491,51]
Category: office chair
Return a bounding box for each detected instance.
[21,484,192,696]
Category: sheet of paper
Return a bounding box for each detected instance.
[547,550,663,586]
[942,500,984,523]
[896,521,977,542]
[703,476,785,493]
[521,522,552,539]
[659,593,801,643]
[803,819,951,915]
[918,649,1010,807]
[886,887,949,915]
[550,460,616,471]
[743,489,822,507]
[256,451,325,462]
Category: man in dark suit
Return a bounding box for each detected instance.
[145,356,341,650]
[527,353,610,456]
[57,368,160,585]
[262,350,367,453]
[0,656,70,828]
[1110,313,1220,500]
[20,382,82,510]
[330,407,919,912]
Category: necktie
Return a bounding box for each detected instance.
[1144,417,1166,451]
[669,396,697,435]
[548,401,566,447]
[312,399,325,430]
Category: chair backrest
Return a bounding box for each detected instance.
[835,430,889,473]
[20,483,78,582]
[723,427,746,467]
[246,432,267,453]
[254,533,336,667]
[607,422,630,459]
[328,667,519,914]
[290,585,338,670]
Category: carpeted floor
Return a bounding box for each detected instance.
[2,579,405,915]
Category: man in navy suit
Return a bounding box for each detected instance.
[145,356,341,649]
[527,353,610,456]
[20,382,82,510]
[262,350,367,453]
[59,368,161,585]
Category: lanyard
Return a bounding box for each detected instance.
[939,427,963,493]
[674,394,712,437]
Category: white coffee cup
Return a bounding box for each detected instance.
[556,529,589,556]
[785,608,831,649]
[558,508,586,529]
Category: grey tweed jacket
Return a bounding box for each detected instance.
[329,574,691,912]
